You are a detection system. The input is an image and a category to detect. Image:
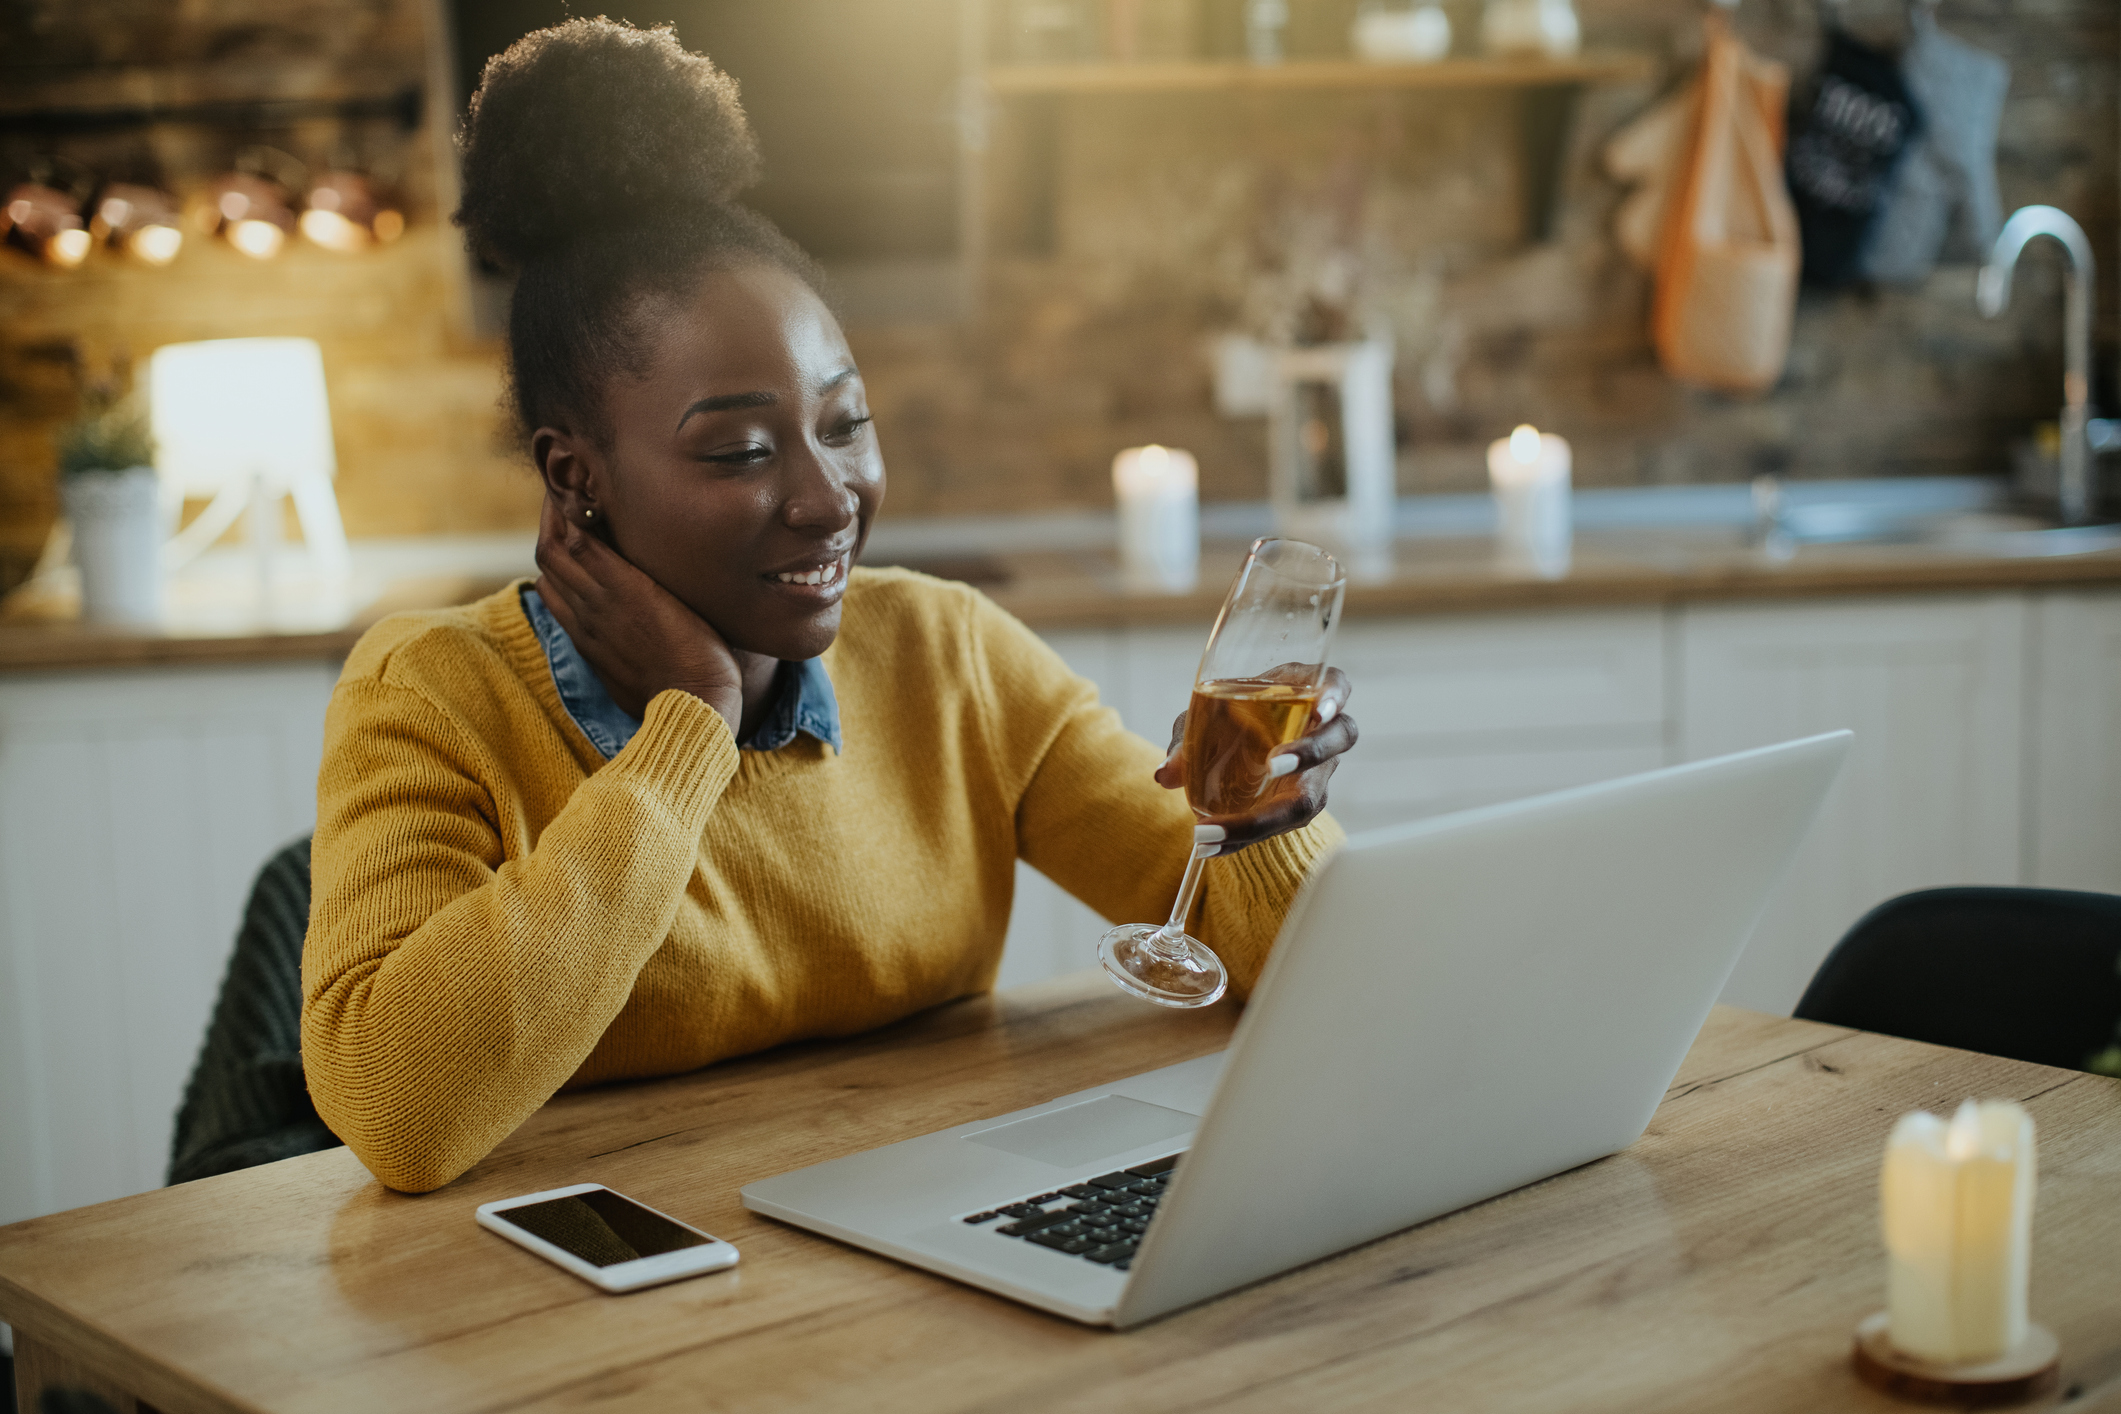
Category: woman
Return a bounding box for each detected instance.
[301,18,1357,1194]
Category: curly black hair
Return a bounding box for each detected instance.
[455,17,824,445]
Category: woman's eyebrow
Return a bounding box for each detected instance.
[819,366,858,393]
[676,390,776,431]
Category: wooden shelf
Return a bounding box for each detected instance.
[983,53,1657,97]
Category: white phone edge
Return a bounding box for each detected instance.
[476,1181,740,1293]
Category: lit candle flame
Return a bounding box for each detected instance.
[1510,424,1541,464]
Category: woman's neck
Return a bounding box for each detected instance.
[732,650,783,744]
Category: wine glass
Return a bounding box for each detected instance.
[1099,537,1348,1008]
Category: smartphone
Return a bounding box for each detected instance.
[476,1183,739,1292]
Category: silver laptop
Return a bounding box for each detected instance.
[742,731,1850,1328]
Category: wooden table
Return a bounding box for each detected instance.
[4,974,2118,1413]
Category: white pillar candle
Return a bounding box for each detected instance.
[1113,444,1200,593]
[1881,1099,2037,1365]
[1486,424,1572,579]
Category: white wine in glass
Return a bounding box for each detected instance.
[1099,537,1347,1008]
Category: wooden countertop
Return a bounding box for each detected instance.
[982,532,2121,629]
[7,532,2121,673]
[3,974,2117,1413]
[0,570,517,673]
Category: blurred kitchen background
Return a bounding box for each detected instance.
[3,0,2119,1232]
[3,0,2112,565]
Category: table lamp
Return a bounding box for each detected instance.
[149,337,349,585]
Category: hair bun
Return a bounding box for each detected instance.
[455,17,762,268]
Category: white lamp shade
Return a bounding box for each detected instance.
[149,338,337,498]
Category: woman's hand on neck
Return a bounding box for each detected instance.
[533,495,766,739]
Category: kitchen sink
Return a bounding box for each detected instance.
[1768,506,2121,557]
[1921,514,2121,557]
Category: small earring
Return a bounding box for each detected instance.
[583,507,595,522]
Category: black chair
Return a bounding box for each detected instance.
[166,836,342,1185]
[1794,886,2121,1075]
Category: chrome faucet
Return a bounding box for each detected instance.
[1977,205,2099,523]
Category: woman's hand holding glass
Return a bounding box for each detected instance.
[1153,665,1356,857]
[1101,537,1352,1008]
[533,495,748,735]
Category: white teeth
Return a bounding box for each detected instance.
[773,557,844,587]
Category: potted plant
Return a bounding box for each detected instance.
[57,383,162,625]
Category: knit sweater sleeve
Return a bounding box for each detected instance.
[301,676,738,1193]
[965,592,1343,998]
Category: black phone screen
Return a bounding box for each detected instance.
[497,1189,710,1267]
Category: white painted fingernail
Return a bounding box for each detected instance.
[1194,824,1226,844]
[1317,700,1339,723]
[1198,844,1221,858]
[1267,754,1300,778]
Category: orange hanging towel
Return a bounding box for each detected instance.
[1647,14,1800,394]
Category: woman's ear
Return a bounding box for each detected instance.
[533,426,603,528]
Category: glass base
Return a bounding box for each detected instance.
[1098,924,1229,1009]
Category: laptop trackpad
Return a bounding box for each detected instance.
[964,1095,1198,1169]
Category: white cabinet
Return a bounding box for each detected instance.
[1113,626,1203,742]
[1332,610,1667,741]
[2028,590,2121,891]
[1678,595,2028,1014]
[1328,741,1671,831]
[0,663,336,1227]
[1002,591,2118,1026]
[1323,610,1669,832]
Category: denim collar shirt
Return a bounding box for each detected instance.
[520,586,843,759]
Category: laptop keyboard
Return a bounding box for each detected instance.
[958,1153,1183,1272]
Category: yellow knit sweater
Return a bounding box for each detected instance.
[302,569,1342,1192]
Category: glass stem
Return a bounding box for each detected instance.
[1153,842,1217,955]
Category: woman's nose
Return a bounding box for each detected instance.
[782,445,858,533]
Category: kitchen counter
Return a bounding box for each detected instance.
[0,570,519,672]
[982,529,2121,627]
[6,522,2121,673]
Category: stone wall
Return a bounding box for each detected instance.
[1,0,2114,590]
[869,0,2119,513]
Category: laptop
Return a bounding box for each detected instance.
[742,731,1851,1328]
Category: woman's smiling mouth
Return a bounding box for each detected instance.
[766,552,849,590]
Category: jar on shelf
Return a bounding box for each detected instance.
[1012,0,1095,62]
[1479,0,1580,58]
[1246,0,1289,64]
[1351,1,1452,63]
